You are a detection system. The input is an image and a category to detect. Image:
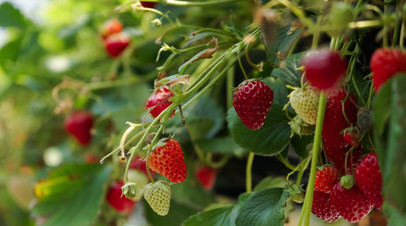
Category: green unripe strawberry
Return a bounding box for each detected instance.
[125,169,149,201]
[289,86,320,125]
[143,181,171,216]
[327,2,354,37]
[288,115,314,137]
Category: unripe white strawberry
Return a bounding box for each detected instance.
[143,181,171,216]
[125,169,149,201]
[289,86,319,125]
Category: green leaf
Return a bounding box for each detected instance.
[266,24,302,68]
[372,79,392,135]
[272,52,305,87]
[0,37,22,67]
[381,74,406,213]
[253,177,286,192]
[387,206,406,226]
[290,135,312,159]
[31,164,112,226]
[227,80,291,157]
[183,193,250,226]
[0,2,27,28]
[145,199,197,226]
[235,188,289,226]
[195,136,249,157]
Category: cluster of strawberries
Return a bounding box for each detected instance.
[100,19,130,58]
[232,47,406,223]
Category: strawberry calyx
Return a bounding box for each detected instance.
[288,115,314,137]
[341,127,360,147]
[340,175,355,190]
[121,182,139,199]
[287,184,305,203]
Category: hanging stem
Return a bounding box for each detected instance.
[246,152,255,193]
[300,92,327,226]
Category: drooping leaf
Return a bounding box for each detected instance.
[235,188,289,226]
[31,164,113,226]
[272,52,305,87]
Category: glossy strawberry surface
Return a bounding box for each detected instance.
[312,190,341,222]
[146,87,175,119]
[315,165,339,193]
[106,181,136,214]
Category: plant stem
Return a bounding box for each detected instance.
[302,92,327,226]
[227,67,234,109]
[153,0,242,7]
[246,152,255,193]
[296,156,311,186]
[278,154,296,170]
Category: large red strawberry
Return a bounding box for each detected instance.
[233,80,274,130]
[312,190,341,222]
[65,111,94,146]
[100,19,122,39]
[104,33,130,58]
[354,152,383,209]
[330,181,374,223]
[106,181,136,214]
[303,49,347,90]
[370,48,406,92]
[322,89,360,174]
[146,87,175,119]
[195,166,217,190]
[148,139,187,183]
[315,165,339,193]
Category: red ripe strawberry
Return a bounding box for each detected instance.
[370,48,406,92]
[233,80,274,130]
[140,1,156,8]
[195,166,217,190]
[106,181,136,214]
[322,89,359,174]
[354,152,383,209]
[312,190,341,222]
[330,182,374,223]
[65,111,94,146]
[324,145,363,175]
[315,165,339,193]
[104,33,130,58]
[100,19,122,39]
[303,49,347,90]
[149,139,187,183]
[146,87,175,119]
[129,158,155,178]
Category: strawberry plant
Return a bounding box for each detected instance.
[1,0,406,225]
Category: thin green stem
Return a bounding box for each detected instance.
[246,152,255,193]
[400,6,405,50]
[145,124,165,183]
[226,67,234,109]
[311,16,323,50]
[302,92,327,226]
[367,78,374,108]
[348,20,382,29]
[238,51,249,80]
[278,155,296,171]
[296,157,311,186]
[383,3,389,47]
[153,0,242,7]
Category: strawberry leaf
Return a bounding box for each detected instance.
[235,188,289,226]
[31,164,112,226]
[271,52,305,87]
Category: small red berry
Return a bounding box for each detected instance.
[354,152,383,209]
[64,111,94,146]
[370,48,406,92]
[149,139,187,183]
[315,165,339,193]
[146,87,175,119]
[100,19,122,39]
[104,33,130,58]
[195,167,217,190]
[303,49,347,90]
[330,182,374,223]
[106,181,136,214]
[343,128,360,147]
[233,80,274,130]
[312,190,341,222]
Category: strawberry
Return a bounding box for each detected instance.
[64,111,94,146]
[302,49,347,90]
[148,139,187,183]
[312,190,341,222]
[288,85,319,125]
[100,19,122,39]
[233,80,274,130]
[370,48,406,92]
[354,152,383,209]
[330,180,374,223]
[288,115,314,137]
[315,165,339,193]
[146,87,175,119]
[143,181,171,216]
[195,166,217,190]
[322,89,359,174]
[140,1,156,8]
[106,181,136,214]
[342,127,360,147]
[126,169,149,201]
[104,33,130,58]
